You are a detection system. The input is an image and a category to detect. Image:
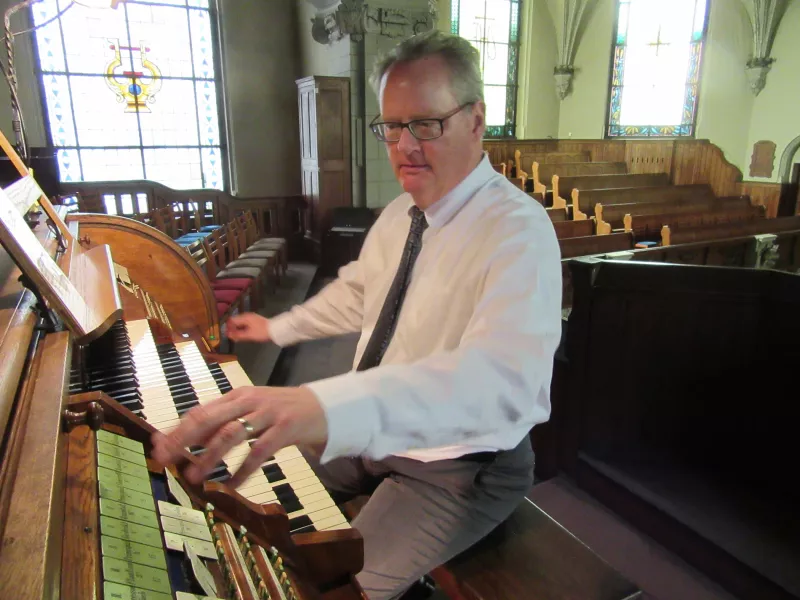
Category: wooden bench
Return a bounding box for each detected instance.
[560,233,634,259]
[516,151,591,184]
[431,497,641,600]
[595,197,763,236]
[553,219,594,239]
[532,161,627,195]
[570,184,715,218]
[553,173,670,209]
[547,207,568,222]
[661,214,800,246]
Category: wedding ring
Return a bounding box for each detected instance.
[236,417,255,437]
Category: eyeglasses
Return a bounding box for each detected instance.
[369,103,474,143]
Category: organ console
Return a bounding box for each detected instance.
[0,162,364,597]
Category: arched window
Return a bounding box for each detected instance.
[451,0,521,138]
[31,0,225,189]
[606,0,709,137]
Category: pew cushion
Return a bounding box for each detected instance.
[216,302,230,317]
[211,278,251,291]
[212,288,243,304]
[200,225,223,232]
[218,266,262,279]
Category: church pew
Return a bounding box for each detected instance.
[560,233,634,259]
[547,207,568,222]
[532,161,628,195]
[516,150,591,182]
[571,184,715,219]
[553,219,594,239]
[594,197,763,235]
[660,214,800,246]
[553,173,670,209]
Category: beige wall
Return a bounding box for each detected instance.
[556,0,616,139]
[694,0,754,175]
[744,0,800,182]
[219,0,301,196]
[516,0,560,139]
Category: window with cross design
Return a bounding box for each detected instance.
[606,0,709,137]
[451,0,521,139]
[31,0,225,190]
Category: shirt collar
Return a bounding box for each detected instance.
[406,152,498,229]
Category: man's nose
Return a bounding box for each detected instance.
[397,126,421,153]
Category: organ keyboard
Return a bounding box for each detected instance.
[71,318,351,534]
[0,192,364,597]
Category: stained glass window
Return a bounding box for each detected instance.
[451,0,521,138]
[31,0,224,190]
[607,0,709,138]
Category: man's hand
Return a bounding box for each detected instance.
[150,386,328,488]
[226,313,271,343]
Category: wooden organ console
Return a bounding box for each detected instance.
[0,203,365,599]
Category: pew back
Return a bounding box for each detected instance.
[553,219,594,239]
[573,184,715,218]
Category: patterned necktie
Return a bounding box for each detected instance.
[356,206,428,371]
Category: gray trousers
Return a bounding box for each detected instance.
[304,437,535,600]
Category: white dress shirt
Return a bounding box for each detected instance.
[269,153,562,463]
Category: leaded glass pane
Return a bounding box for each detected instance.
[196,80,220,146]
[188,0,210,8]
[607,0,708,138]
[57,149,81,182]
[81,149,144,181]
[453,0,520,138]
[69,75,142,146]
[59,2,129,74]
[483,43,509,86]
[201,147,223,190]
[138,78,200,146]
[189,8,216,79]
[484,86,507,126]
[144,148,203,189]
[42,75,77,146]
[126,3,194,78]
[31,2,65,72]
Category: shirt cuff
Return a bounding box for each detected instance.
[267,312,297,348]
[303,372,378,463]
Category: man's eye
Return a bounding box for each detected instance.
[384,123,403,132]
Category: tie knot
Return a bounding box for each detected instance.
[410,206,427,236]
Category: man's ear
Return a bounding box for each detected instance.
[472,101,486,139]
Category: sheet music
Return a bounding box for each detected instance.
[4,176,42,216]
[0,187,90,336]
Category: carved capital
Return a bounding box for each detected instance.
[745,64,771,96]
[308,1,435,45]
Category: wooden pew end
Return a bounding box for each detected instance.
[661,225,671,246]
[623,214,632,233]
[595,204,611,235]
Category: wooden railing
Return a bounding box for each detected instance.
[484,139,785,217]
[60,181,308,259]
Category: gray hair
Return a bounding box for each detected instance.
[369,30,484,106]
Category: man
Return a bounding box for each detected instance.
[152,30,562,600]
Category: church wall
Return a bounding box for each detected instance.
[516,0,560,139]
[555,0,616,139]
[694,0,754,175]
[744,0,800,182]
[219,0,301,196]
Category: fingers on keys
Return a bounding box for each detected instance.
[150,388,256,466]
[184,413,256,484]
[227,426,290,489]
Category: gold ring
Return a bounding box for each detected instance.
[236,417,255,436]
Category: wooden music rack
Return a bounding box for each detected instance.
[0,129,122,343]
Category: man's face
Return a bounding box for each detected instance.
[379,55,485,207]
